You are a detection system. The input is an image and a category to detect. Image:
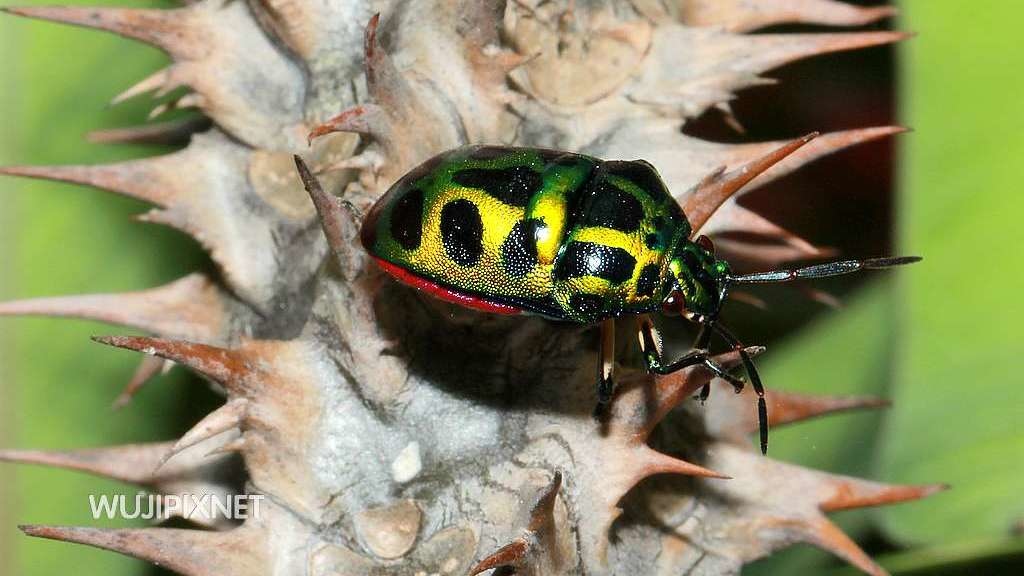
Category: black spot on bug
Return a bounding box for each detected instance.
[570,293,604,317]
[501,219,540,277]
[645,233,661,250]
[636,264,661,297]
[451,166,542,208]
[582,181,644,233]
[438,198,485,266]
[554,242,636,285]
[651,216,666,229]
[604,160,670,200]
[440,199,484,266]
[389,188,425,250]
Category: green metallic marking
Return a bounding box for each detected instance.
[527,157,595,264]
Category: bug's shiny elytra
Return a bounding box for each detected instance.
[360,145,727,324]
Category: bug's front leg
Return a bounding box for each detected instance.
[593,318,616,416]
[637,316,745,395]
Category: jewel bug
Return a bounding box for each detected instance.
[294,138,918,454]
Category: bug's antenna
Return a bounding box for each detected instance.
[712,323,768,455]
[727,256,921,285]
[712,255,920,453]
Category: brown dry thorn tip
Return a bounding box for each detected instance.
[155,397,248,472]
[0,443,174,485]
[306,115,340,146]
[307,12,398,149]
[307,105,385,146]
[110,355,167,410]
[685,132,819,236]
[0,274,226,343]
[765,391,889,430]
[529,470,562,530]
[820,480,949,513]
[469,471,564,575]
[88,117,212,146]
[469,540,528,576]
[293,155,318,190]
[91,335,252,395]
[17,524,262,575]
[643,449,732,480]
[364,12,381,66]
[293,155,352,265]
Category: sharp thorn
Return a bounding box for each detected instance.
[93,335,250,394]
[686,133,818,234]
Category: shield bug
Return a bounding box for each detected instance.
[294,137,918,454]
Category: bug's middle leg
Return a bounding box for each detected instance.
[637,316,745,394]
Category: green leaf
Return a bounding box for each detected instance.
[823,537,1024,576]
[745,281,897,575]
[0,1,202,575]
[877,1,1024,546]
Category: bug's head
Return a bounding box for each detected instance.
[661,235,730,320]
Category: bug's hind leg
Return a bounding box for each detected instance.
[593,318,617,417]
[637,316,746,393]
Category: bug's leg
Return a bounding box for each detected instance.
[697,382,711,404]
[637,315,665,372]
[714,324,769,455]
[638,316,746,401]
[593,318,616,416]
[638,316,711,374]
[701,359,746,393]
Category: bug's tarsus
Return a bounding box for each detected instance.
[706,359,745,393]
[714,324,769,455]
[647,348,711,375]
[693,355,746,393]
[593,377,614,419]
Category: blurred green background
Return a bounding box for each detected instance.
[0,1,1021,575]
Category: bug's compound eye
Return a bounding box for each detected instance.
[696,234,715,254]
[661,290,687,316]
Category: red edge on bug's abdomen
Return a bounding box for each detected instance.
[371,257,523,316]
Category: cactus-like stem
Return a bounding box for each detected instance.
[1,1,941,575]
